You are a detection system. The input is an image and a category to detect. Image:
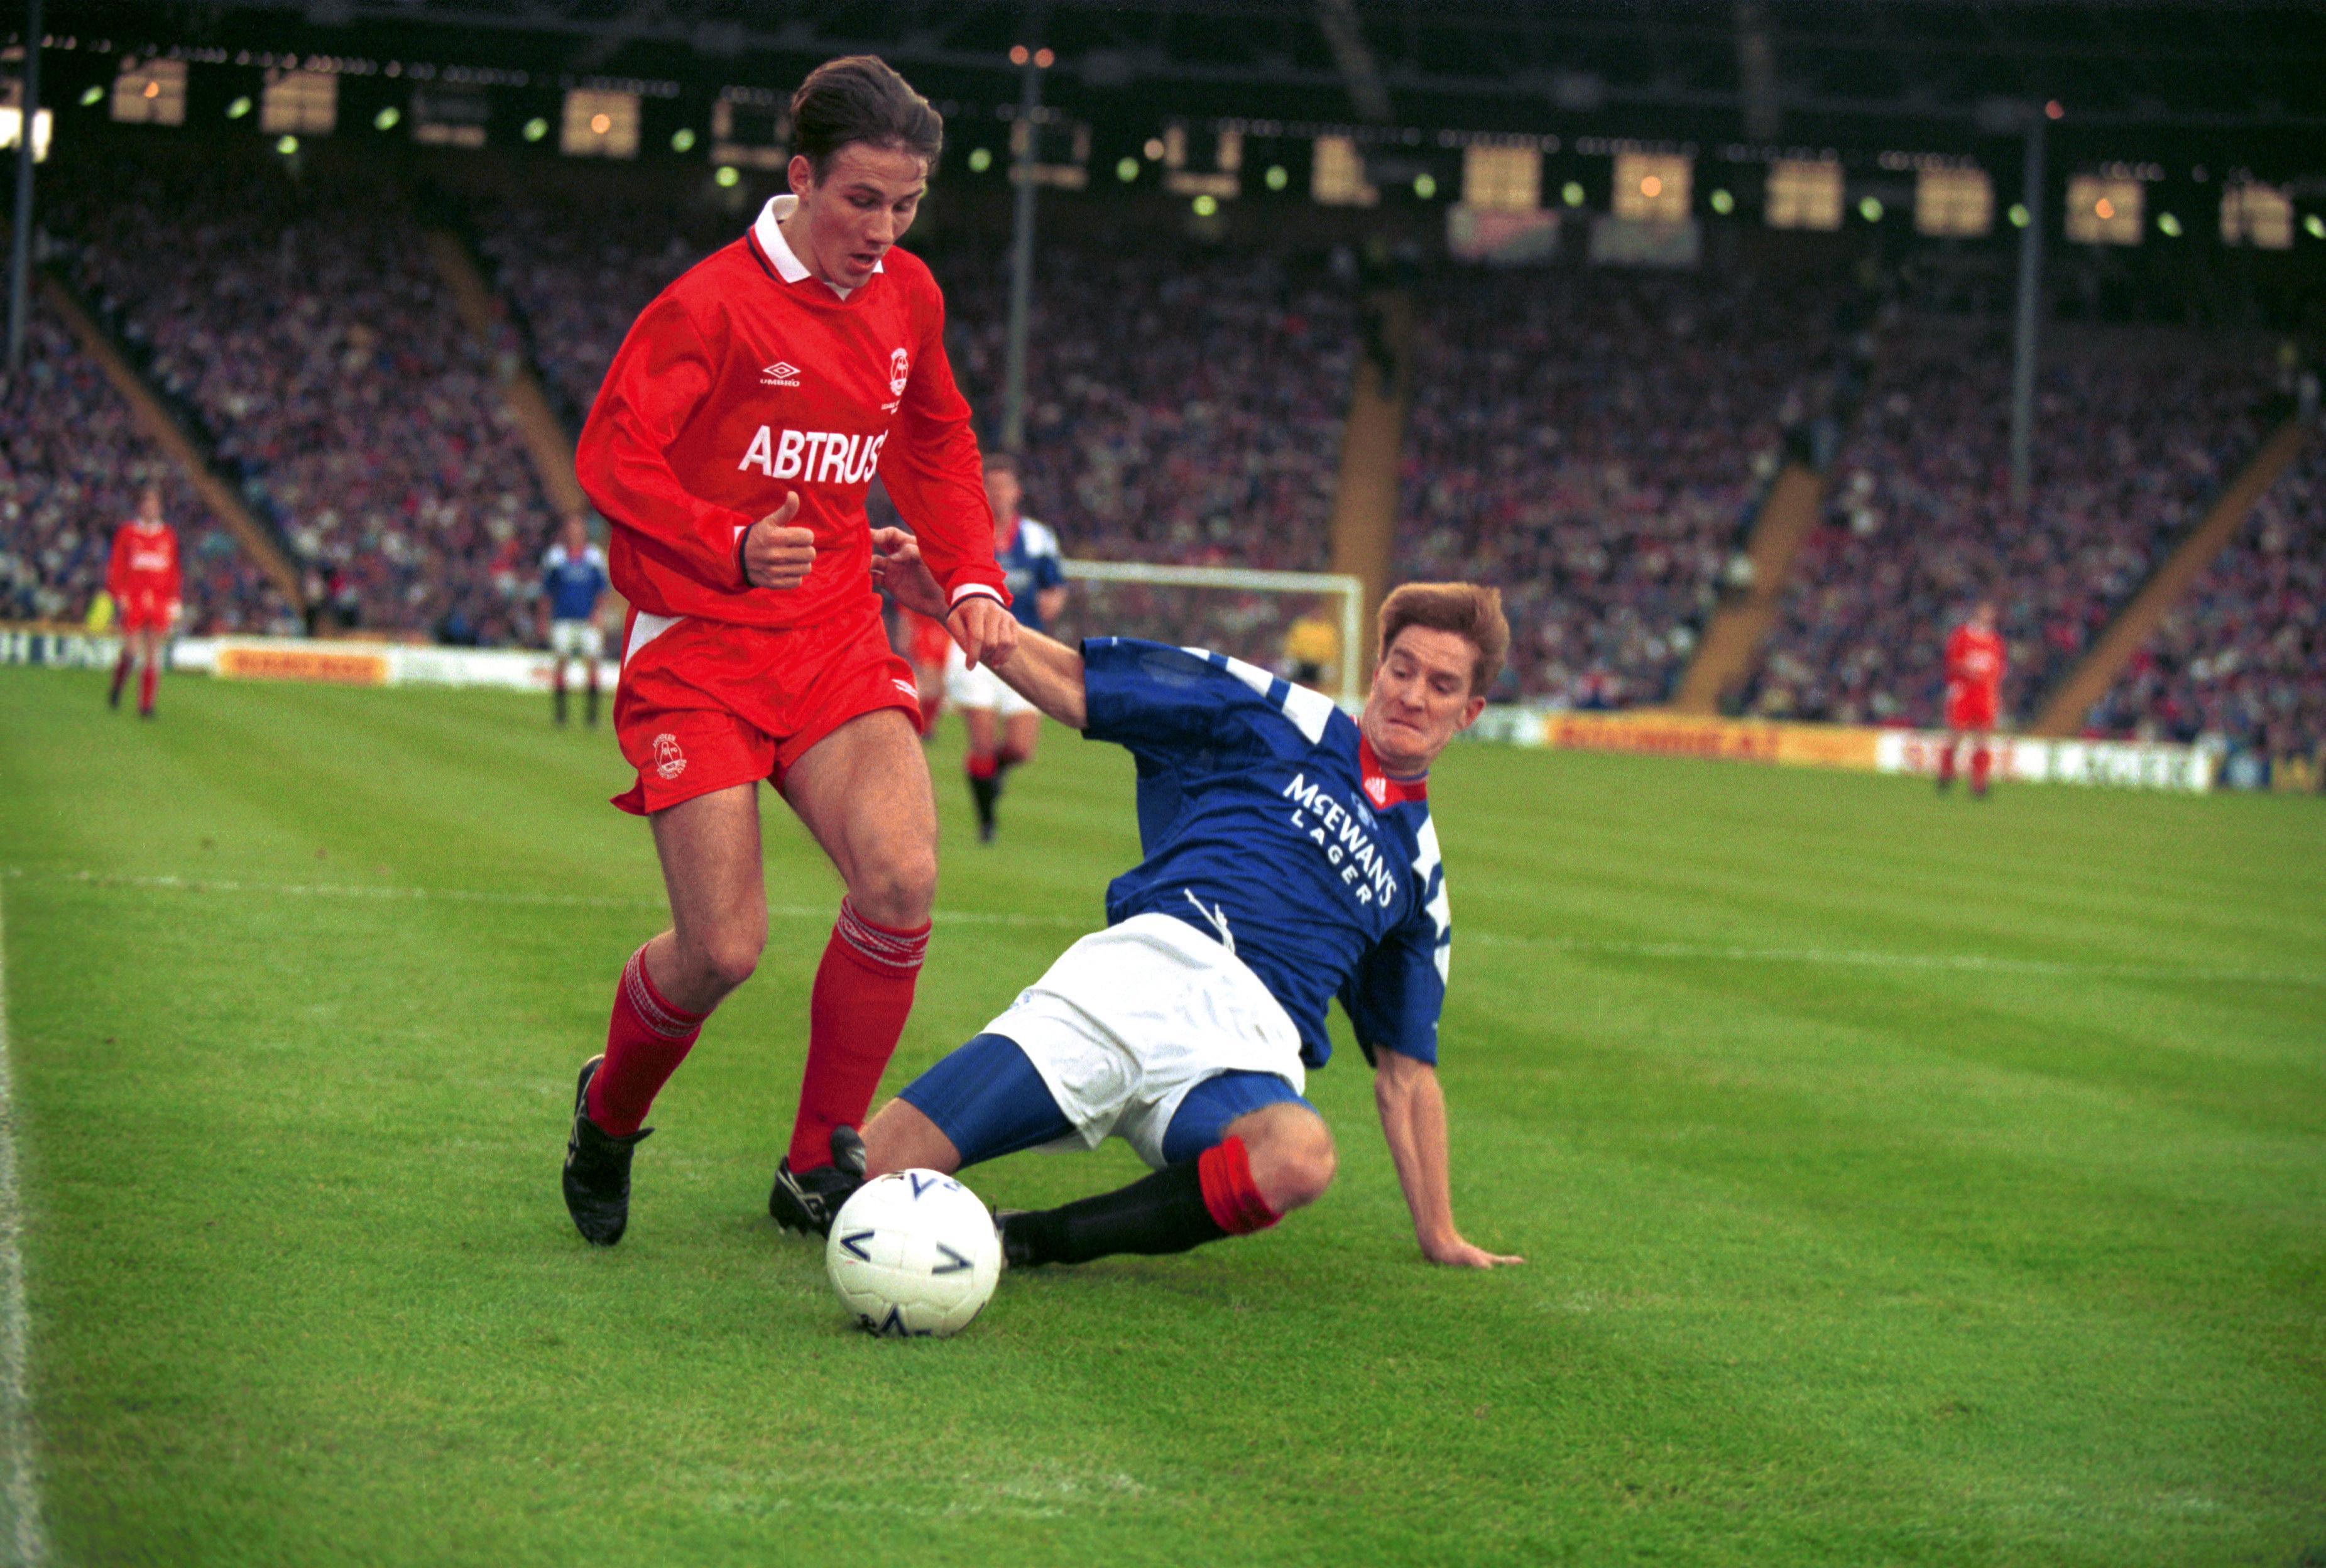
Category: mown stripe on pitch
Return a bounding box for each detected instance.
[6,866,2321,989]
[0,890,50,1565]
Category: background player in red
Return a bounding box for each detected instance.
[900,605,954,737]
[560,57,1017,1247]
[106,484,181,719]
[1940,599,2006,797]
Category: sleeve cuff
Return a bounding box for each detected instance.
[949,582,1006,608]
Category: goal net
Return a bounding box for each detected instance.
[1051,560,1367,709]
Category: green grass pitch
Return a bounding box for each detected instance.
[0,668,2320,1567]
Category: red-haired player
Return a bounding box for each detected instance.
[106,484,181,719]
[1938,599,2005,797]
[560,56,1016,1247]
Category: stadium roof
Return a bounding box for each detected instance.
[36,0,2326,165]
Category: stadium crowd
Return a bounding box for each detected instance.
[1744,325,2269,726]
[2085,440,2323,768]
[58,154,557,645]
[1399,264,1851,704]
[0,308,293,633]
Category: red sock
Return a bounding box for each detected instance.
[787,899,929,1169]
[587,945,708,1137]
[1196,1136,1280,1236]
[138,663,157,714]
[1937,741,1958,785]
[110,651,132,702]
[965,754,996,781]
[1970,745,1992,793]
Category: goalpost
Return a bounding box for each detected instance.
[1056,560,1368,710]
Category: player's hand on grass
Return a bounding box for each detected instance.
[1421,1233,1524,1269]
[868,527,947,620]
[741,492,814,589]
[950,596,1018,671]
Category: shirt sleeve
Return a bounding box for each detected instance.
[1032,545,1066,592]
[105,527,129,600]
[876,278,1008,612]
[163,531,182,607]
[575,295,755,591]
[1081,638,1339,765]
[1339,868,1450,1066]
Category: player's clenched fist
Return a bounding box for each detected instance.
[740,492,816,589]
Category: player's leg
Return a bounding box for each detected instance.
[999,1075,1330,1269]
[551,651,568,725]
[564,784,764,1244]
[583,643,601,729]
[1969,727,1994,797]
[862,1031,1078,1177]
[775,706,938,1204]
[134,628,161,717]
[1937,727,1959,791]
[997,709,1040,775]
[108,625,133,709]
[961,704,1001,841]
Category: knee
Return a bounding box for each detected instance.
[849,847,938,927]
[687,922,765,994]
[1248,1118,1337,1214]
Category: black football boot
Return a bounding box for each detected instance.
[562,1055,652,1246]
[768,1126,868,1237]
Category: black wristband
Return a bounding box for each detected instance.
[735,525,753,589]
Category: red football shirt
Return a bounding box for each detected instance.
[1945,623,2005,698]
[576,195,1007,630]
[106,521,182,612]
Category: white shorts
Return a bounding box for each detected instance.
[981,913,1308,1170]
[550,619,602,660]
[944,638,1038,718]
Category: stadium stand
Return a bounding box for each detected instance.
[1398,263,1851,705]
[1742,324,2271,726]
[56,151,557,645]
[0,307,294,633]
[2085,440,2323,766]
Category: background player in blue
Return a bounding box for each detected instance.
[858,528,1524,1270]
[947,452,1066,841]
[539,511,610,727]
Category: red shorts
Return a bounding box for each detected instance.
[1946,687,1999,731]
[117,594,172,634]
[611,601,921,816]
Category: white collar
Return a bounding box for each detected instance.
[753,194,882,298]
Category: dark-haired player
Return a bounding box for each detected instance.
[561,55,1016,1246]
[1938,599,2005,797]
[106,484,180,719]
[849,531,1523,1271]
[949,452,1066,841]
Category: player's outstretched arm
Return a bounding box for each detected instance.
[1372,1047,1524,1269]
[872,528,1083,728]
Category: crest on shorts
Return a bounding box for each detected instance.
[888,349,910,397]
[652,733,687,780]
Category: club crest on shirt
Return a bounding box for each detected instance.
[1362,776,1389,808]
[652,733,687,780]
[888,349,910,397]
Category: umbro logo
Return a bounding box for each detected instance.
[760,361,802,388]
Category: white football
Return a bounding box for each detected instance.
[825,1170,1002,1338]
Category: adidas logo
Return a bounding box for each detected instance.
[760,361,802,388]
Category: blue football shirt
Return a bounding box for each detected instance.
[542,543,608,622]
[997,518,1066,633]
[1081,639,1451,1069]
